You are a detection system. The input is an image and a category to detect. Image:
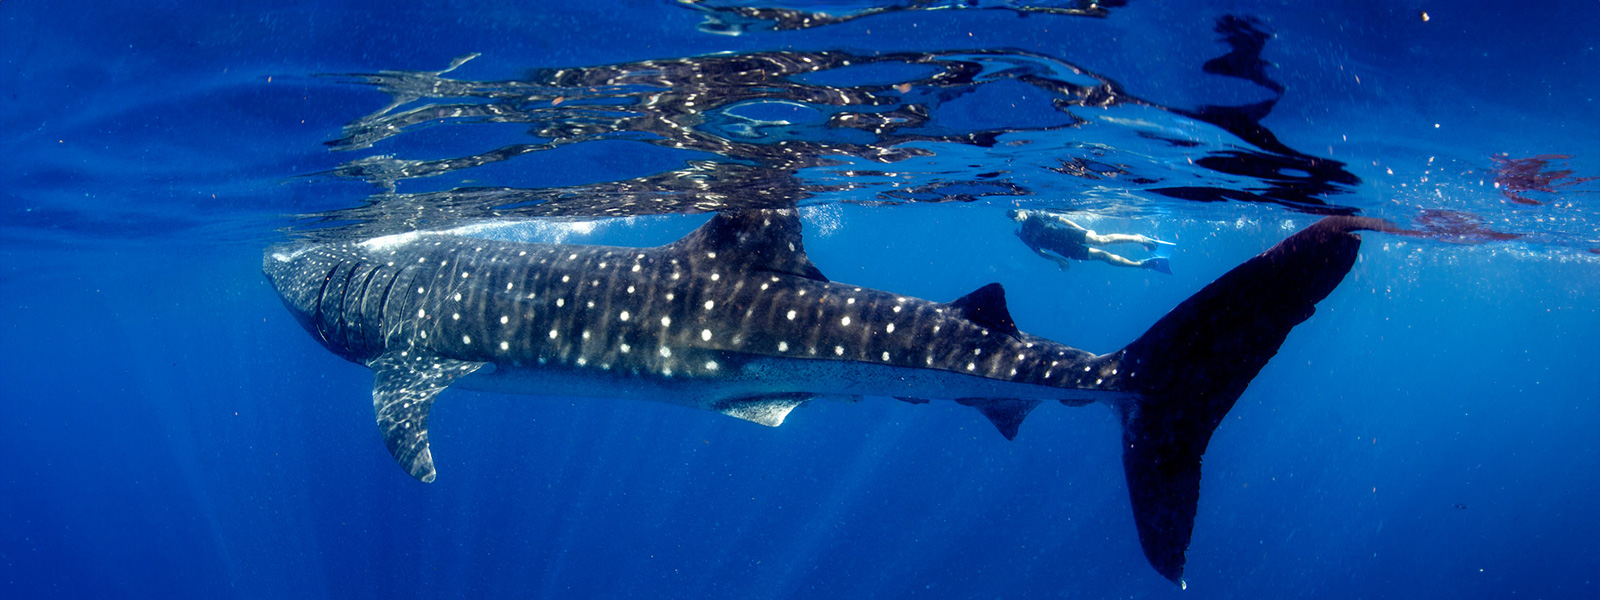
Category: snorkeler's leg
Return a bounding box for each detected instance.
[1086,248,1144,268]
[1089,232,1164,250]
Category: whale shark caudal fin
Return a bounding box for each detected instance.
[1107,216,1394,584]
[369,351,486,483]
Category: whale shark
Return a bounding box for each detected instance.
[264,208,1391,584]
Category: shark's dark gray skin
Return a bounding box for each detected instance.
[264,209,1392,584]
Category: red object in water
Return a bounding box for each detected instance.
[1412,209,1521,244]
[1490,153,1597,205]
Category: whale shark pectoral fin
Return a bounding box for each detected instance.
[956,398,1042,440]
[949,283,1022,338]
[674,209,828,281]
[368,351,486,483]
[714,393,812,427]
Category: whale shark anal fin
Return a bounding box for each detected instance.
[368,351,486,483]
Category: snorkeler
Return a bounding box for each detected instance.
[1008,209,1173,274]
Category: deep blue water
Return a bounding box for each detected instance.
[3,2,1597,598]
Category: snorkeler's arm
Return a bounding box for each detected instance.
[1038,248,1073,270]
[1044,213,1087,231]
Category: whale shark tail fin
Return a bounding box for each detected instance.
[1109,216,1393,585]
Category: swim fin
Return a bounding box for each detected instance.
[1142,257,1172,274]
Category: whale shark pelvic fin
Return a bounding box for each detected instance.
[714,393,813,427]
[957,397,1043,440]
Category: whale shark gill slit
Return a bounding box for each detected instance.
[264,209,1395,583]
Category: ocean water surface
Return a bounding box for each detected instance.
[2,1,1597,598]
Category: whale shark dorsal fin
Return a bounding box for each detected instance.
[674,209,828,281]
[714,393,811,427]
[368,350,486,483]
[949,283,1021,337]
